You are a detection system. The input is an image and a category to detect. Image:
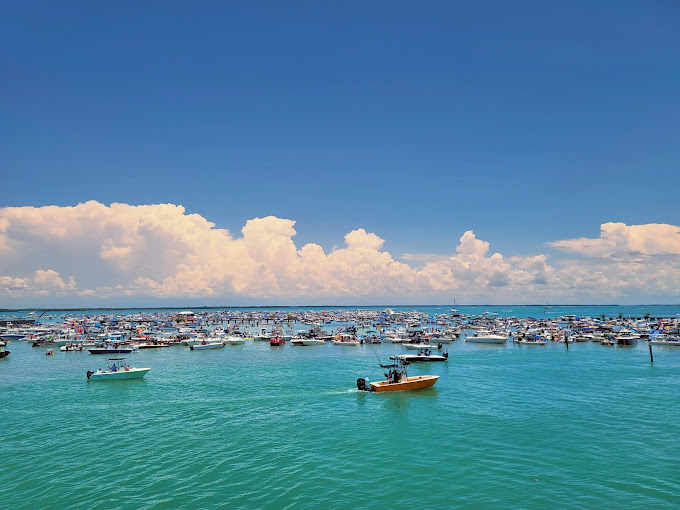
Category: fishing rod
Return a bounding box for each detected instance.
[367,335,388,367]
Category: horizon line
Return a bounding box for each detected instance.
[1,304,678,313]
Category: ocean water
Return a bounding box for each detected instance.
[2,307,679,509]
[3,304,680,323]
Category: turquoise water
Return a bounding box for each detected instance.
[3,303,680,321]
[2,308,680,509]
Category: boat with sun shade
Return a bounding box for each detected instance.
[86,358,150,380]
[356,358,439,393]
[396,348,448,362]
[332,333,359,346]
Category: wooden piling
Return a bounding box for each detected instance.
[649,342,654,364]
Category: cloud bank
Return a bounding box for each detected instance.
[0,202,678,304]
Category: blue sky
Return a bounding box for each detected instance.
[1,1,679,305]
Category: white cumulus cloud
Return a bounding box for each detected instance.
[0,202,678,304]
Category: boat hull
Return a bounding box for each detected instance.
[0,334,27,341]
[370,375,439,392]
[225,338,246,345]
[465,336,507,344]
[88,348,134,354]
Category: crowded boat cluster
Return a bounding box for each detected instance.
[2,308,680,356]
[2,308,678,387]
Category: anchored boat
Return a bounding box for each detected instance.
[333,333,359,346]
[396,348,448,362]
[190,340,225,350]
[291,337,325,346]
[270,336,285,346]
[88,342,134,355]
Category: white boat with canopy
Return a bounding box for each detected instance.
[87,358,150,380]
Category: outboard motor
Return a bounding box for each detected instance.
[356,378,373,392]
[86,370,94,380]
[444,351,449,359]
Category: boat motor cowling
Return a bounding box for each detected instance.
[356,378,374,392]
[86,370,94,380]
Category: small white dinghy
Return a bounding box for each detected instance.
[87,358,150,381]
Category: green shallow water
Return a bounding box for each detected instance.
[2,338,679,509]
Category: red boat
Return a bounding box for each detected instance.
[270,336,285,346]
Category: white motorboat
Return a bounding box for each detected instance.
[465,333,508,344]
[465,328,508,344]
[88,342,134,354]
[136,342,170,349]
[252,328,270,341]
[87,358,150,380]
[615,334,639,346]
[291,338,325,346]
[648,335,680,346]
[360,330,382,344]
[381,336,406,343]
[430,335,454,344]
[571,334,595,342]
[517,339,546,346]
[396,348,448,362]
[403,342,436,350]
[60,342,84,352]
[333,334,358,346]
[0,330,29,341]
[332,339,359,346]
[382,329,407,343]
[190,341,225,350]
[223,336,246,345]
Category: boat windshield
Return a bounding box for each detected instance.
[107,358,128,371]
